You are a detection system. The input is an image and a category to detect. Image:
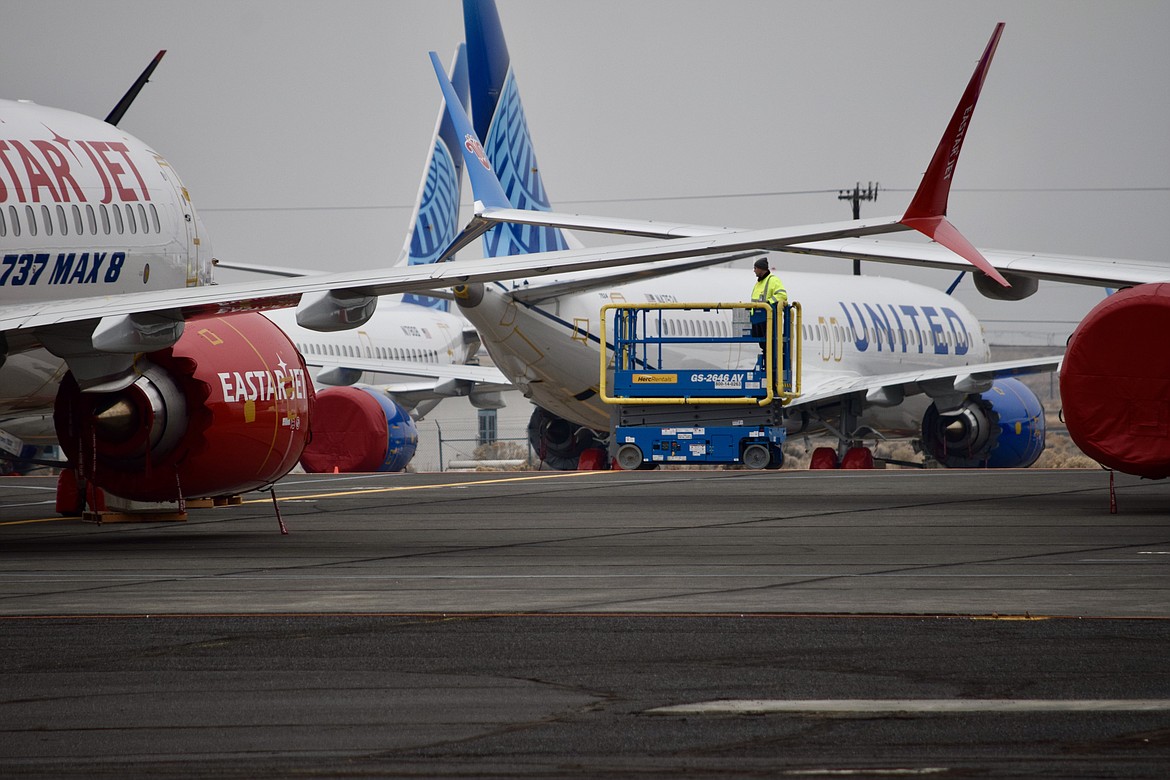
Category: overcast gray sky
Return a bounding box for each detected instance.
[3,1,1168,339]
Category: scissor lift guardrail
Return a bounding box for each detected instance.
[599,302,801,469]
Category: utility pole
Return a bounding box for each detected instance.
[838,182,879,275]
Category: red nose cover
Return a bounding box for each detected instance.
[56,312,314,501]
[1061,284,1170,478]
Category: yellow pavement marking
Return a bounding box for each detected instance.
[0,471,612,524]
[247,470,611,504]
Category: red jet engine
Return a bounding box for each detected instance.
[55,311,314,501]
[1062,283,1170,478]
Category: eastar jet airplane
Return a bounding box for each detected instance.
[0,51,787,508]
[435,0,1170,475]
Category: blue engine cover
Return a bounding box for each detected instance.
[983,378,1046,468]
[361,389,420,472]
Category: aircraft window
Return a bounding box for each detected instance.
[0,207,5,237]
[137,204,149,234]
[71,205,83,234]
[25,206,37,237]
[150,204,160,233]
[86,205,96,234]
[8,206,19,237]
[41,205,53,236]
[111,205,123,234]
[55,205,68,236]
[124,205,136,234]
[99,205,109,235]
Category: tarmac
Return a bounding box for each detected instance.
[1,467,1168,777]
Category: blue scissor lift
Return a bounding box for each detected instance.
[601,301,802,469]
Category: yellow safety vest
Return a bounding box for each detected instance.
[751,273,787,306]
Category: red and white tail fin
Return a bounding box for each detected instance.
[901,22,1009,287]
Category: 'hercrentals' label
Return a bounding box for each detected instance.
[632,373,677,384]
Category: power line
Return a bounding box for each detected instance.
[196,185,1170,214]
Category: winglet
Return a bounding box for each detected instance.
[901,23,1009,287]
[105,49,166,127]
[427,50,510,212]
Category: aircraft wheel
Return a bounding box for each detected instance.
[616,444,645,471]
[765,445,784,470]
[743,443,771,470]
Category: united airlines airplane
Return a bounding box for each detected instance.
[431,0,1170,476]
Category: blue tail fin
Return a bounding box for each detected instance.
[464,0,570,258]
[398,44,469,309]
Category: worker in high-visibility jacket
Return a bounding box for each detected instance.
[750,256,787,357]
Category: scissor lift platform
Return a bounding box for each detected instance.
[601,302,801,469]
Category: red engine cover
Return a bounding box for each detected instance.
[1061,284,1170,478]
[299,387,396,473]
[56,311,314,501]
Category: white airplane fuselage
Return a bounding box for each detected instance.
[0,98,211,427]
[264,302,477,386]
[460,268,990,435]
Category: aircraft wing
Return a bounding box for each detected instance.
[307,356,510,387]
[785,238,1170,289]
[791,355,1063,410]
[507,252,762,304]
[470,208,1170,292]
[1,238,816,337]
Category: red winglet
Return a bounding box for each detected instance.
[901,23,1009,288]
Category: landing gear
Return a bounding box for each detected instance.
[810,447,839,469]
[528,407,603,470]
